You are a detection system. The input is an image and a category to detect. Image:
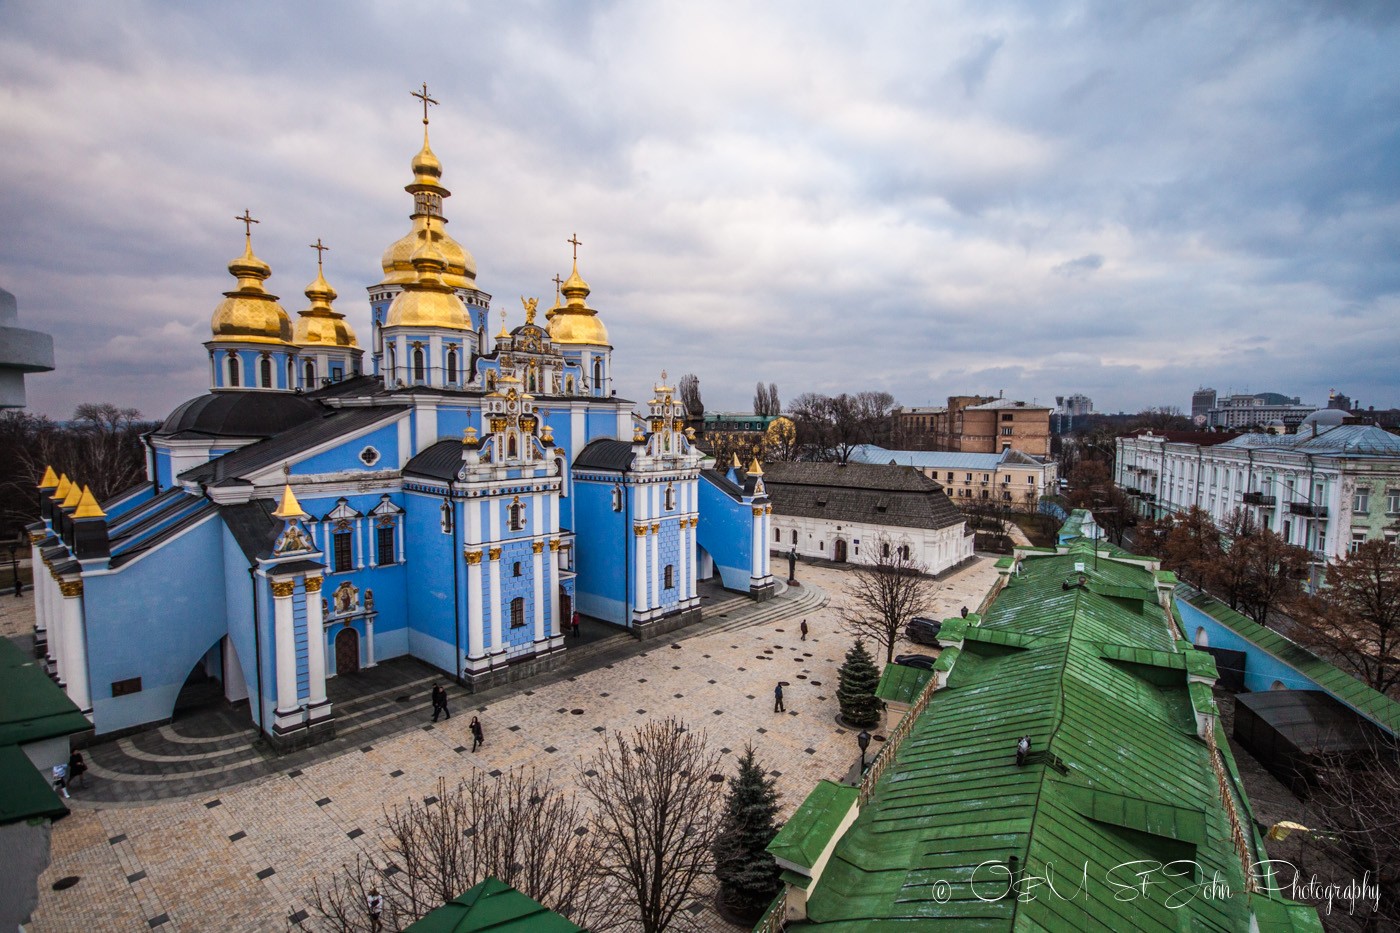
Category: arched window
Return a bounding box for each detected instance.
[387,344,397,380]
[508,497,526,531]
[664,565,675,589]
[413,347,425,383]
[507,434,518,459]
[510,597,525,628]
[304,360,315,387]
[592,358,602,390]
[664,483,676,511]
[882,542,891,558]
[260,355,273,388]
[1194,627,1209,648]
[485,370,496,391]
[447,349,458,383]
[774,528,781,542]
[513,561,522,577]
[566,375,575,394]
[791,529,797,544]
[286,358,294,389]
[228,353,240,387]
[611,484,623,512]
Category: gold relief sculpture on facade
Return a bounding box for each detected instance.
[650,522,660,534]
[58,580,84,598]
[271,580,297,598]
[532,540,545,553]
[465,550,483,565]
[549,539,561,551]
[304,575,324,593]
[634,525,648,536]
[275,524,311,554]
[489,547,502,560]
[752,507,765,516]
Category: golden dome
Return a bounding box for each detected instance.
[548,260,610,346]
[293,259,359,349]
[383,221,470,330]
[380,221,477,289]
[411,130,443,180]
[211,237,292,344]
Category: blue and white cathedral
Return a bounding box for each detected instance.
[27,96,775,750]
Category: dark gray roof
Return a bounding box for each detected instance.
[180,406,405,486]
[157,390,326,439]
[701,468,745,501]
[573,438,635,472]
[403,439,466,482]
[219,500,280,563]
[303,374,380,399]
[761,461,966,532]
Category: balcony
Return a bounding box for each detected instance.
[1289,502,1328,518]
[1242,492,1276,506]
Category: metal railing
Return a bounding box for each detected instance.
[1205,724,1257,892]
[1289,502,1327,518]
[754,888,789,933]
[1242,492,1276,506]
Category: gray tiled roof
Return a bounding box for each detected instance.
[761,462,966,532]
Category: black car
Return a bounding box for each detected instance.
[904,616,941,645]
[894,654,937,670]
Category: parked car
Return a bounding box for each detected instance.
[904,617,941,645]
[894,654,937,670]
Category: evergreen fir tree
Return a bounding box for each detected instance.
[714,745,783,918]
[837,639,882,727]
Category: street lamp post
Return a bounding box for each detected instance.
[857,729,871,774]
[6,538,19,598]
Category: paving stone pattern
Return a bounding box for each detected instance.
[28,558,999,932]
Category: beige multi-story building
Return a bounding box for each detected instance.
[849,445,1057,507]
[895,395,1051,456]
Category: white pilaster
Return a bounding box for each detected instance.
[272,581,301,726]
[550,542,562,636]
[467,553,484,659]
[365,614,376,667]
[355,517,365,570]
[532,541,545,643]
[304,577,328,710]
[488,549,503,654]
[750,507,763,582]
[60,581,90,714]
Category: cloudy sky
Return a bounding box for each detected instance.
[2,1,1397,421]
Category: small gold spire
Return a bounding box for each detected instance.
[52,474,72,501]
[633,425,646,443]
[731,452,741,469]
[74,485,106,519]
[462,426,480,447]
[272,484,307,520]
[748,458,764,476]
[497,307,510,339]
[38,465,59,489]
[62,482,83,509]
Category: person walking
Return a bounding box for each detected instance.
[52,762,69,799]
[66,751,87,790]
[366,888,384,932]
[470,716,484,752]
[774,682,786,713]
[800,619,808,641]
[431,684,450,722]
[572,609,582,639]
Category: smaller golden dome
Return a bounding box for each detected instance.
[548,259,610,347]
[411,130,442,179]
[383,219,471,331]
[293,259,360,349]
[211,237,292,345]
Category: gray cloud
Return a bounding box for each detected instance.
[1,0,1397,422]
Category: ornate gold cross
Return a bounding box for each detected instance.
[309,238,329,269]
[568,232,582,263]
[412,82,438,125]
[236,209,259,238]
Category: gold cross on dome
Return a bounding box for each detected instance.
[660,369,668,383]
[568,232,582,263]
[309,238,329,269]
[552,273,563,295]
[412,82,438,125]
[236,209,259,238]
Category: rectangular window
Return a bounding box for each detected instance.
[510,597,525,628]
[1353,488,1370,514]
[1002,474,1011,483]
[946,472,954,481]
[1000,427,1013,436]
[1001,413,1013,421]
[965,473,972,482]
[333,531,353,573]
[1350,532,1366,554]
[376,525,395,566]
[1388,489,1400,514]
[664,565,675,589]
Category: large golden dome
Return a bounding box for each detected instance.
[548,261,610,346]
[384,225,470,330]
[293,263,359,348]
[210,238,292,344]
[380,221,476,289]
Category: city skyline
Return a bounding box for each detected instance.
[2,1,1398,420]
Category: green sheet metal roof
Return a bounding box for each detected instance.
[0,744,68,825]
[876,664,933,706]
[768,780,859,873]
[404,877,581,933]
[0,638,90,748]
[1183,591,1400,735]
[786,547,1319,931]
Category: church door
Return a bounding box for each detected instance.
[834,539,848,563]
[560,590,572,625]
[335,627,360,676]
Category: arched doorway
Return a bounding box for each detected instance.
[560,589,572,626]
[834,539,848,563]
[335,627,360,676]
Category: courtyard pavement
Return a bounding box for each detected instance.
[26,557,1002,932]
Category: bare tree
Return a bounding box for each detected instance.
[678,373,703,419]
[752,382,781,417]
[838,533,938,663]
[787,391,897,463]
[579,717,724,933]
[302,770,615,932]
[1291,541,1400,696]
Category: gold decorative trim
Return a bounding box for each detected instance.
[650,522,660,534]
[304,575,323,593]
[752,507,765,516]
[634,525,648,537]
[489,547,502,560]
[531,540,544,554]
[59,580,83,598]
[465,550,483,565]
[28,531,45,544]
[548,539,561,551]
[271,580,296,597]
[764,505,773,515]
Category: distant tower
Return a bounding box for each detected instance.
[1191,387,1217,420]
[547,234,612,398]
[0,287,54,407]
[292,239,362,387]
[206,211,297,391]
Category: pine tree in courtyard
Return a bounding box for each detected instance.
[714,745,783,919]
[837,639,882,728]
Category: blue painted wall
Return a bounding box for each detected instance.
[572,477,628,623]
[403,489,459,674]
[295,421,401,474]
[86,514,229,734]
[219,526,263,727]
[1176,598,1321,693]
[698,475,754,591]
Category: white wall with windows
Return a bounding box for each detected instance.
[769,514,973,576]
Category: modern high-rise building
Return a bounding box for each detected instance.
[1191,386,1217,421]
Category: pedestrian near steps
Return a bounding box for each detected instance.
[470,716,485,752]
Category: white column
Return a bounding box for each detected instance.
[550,541,562,636]
[633,485,648,619]
[272,580,299,717]
[677,517,688,604]
[59,580,90,714]
[304,576,328,709]
[48,570,65,684]
[355,517,365,569]
[467,551,484,658]
[649,485,660,608]
[762,508,772,577]
[750,506,763,581]
[532,540,546,643]
[30,538,46,646]
[365,614,376,667]
[686,512,698,600]
[488,549,503,653]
